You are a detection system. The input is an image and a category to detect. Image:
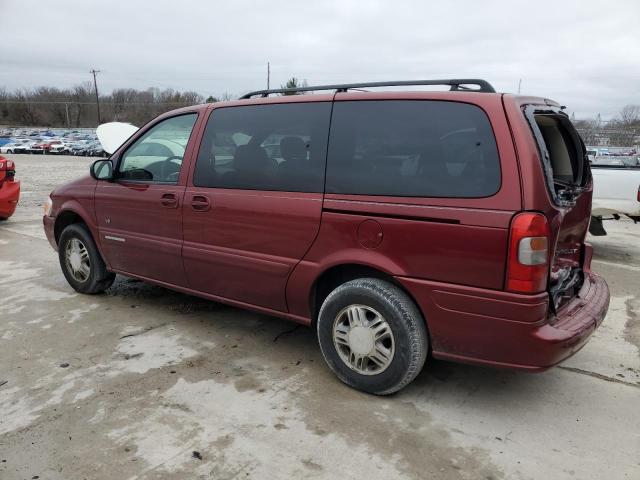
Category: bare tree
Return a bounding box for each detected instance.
[617,105,640,126]
[0,84,211,127]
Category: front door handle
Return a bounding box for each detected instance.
[191,194,211,212]
[160,192,178,208]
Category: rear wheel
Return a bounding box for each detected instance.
[58,223,115,294]
[317,278,428,395]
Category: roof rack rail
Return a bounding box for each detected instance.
[239,78,496,99]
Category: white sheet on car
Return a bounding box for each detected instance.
[96,122,139,154]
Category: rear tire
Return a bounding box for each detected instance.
[58,223,115,294]
[317,278,428,395]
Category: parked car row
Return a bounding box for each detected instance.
[0,127,106,157]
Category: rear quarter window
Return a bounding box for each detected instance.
[325,100,501,198]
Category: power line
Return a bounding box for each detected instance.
[90,69,101,124]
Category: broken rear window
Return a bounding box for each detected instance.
[525,108,590,203]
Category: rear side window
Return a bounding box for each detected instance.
[193,102,331,192]
[325,100,501,197]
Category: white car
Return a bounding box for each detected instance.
[0,143,20,154]
[48,142,69,154]
[589,164,640,235]
[12,141,36,154]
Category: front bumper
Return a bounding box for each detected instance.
[43,214,57,250]
[397,269,610,371]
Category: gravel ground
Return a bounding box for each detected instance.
[1,154,639,480]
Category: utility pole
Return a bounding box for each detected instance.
[267,62,270,90]
[517,79,522,94]
[90,69,101,124]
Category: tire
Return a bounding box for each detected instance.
[58,223,115,294]
[317,278,428,395]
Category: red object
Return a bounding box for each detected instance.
[0,155,20,219]
[43,89,610,371]
[506,212,550,293]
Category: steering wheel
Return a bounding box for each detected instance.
[160,155,183,182]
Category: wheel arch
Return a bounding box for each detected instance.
[53,206,110,268]
[308,263,428,333]
[54,209,87,245]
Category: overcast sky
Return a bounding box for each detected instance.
[1,0,638,119]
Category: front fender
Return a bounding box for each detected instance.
[51,199,110,269]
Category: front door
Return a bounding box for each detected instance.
[182,101,332,311]
[95,113,199,286]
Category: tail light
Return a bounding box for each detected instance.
[506,212,550,293]
[0,159,15,181]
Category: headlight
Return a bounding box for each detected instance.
[43,196,53,216]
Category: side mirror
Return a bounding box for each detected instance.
[90,159,114,180]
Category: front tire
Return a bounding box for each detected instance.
[317,278,428,395]
[58,223,115,294]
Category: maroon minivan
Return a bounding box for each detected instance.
[44,79,610,394]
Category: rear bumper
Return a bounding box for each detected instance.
[396,270,610,371]
[0,180,20,218]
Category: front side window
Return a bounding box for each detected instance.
[326,100,501,198]
[118,113,197,183]
[193,103,331,192]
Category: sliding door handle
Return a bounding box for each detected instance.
[191,194,211,212]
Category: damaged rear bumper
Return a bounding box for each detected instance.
[396,256,610,371]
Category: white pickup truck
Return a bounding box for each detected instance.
[589,162,640,235]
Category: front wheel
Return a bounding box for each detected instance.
[317,278,428,395]
[58,223,115,294]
